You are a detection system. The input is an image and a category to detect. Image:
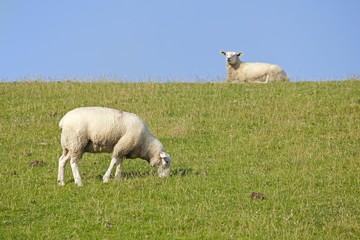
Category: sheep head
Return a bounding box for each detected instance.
[157,152,172,177]
[221,51,243,65]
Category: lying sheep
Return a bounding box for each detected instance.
[57,107,171,186]
[220,51,290,83]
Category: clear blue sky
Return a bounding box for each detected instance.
[1,1,359,82]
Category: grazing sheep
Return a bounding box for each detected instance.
[57,107,171,186]
[220,51,290,83]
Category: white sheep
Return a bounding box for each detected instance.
[220,51,290,83]
[57,107,171,186]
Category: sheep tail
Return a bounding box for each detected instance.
[59,117,64,129]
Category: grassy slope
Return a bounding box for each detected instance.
[0,81,359,239]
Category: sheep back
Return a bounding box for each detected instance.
[228,62,288,83]
[59,107,149,154]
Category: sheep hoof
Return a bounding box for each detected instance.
[114,174,122,180]
[75,180,83,187]
[103,176,110,183]
[58,181,65,186]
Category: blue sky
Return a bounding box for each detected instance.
[1,1,359,82]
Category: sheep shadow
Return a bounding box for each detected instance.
[122,167,194,179]
[95,167,194,181]
[171,167,193,177]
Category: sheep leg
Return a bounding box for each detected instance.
[70,155,83,187]
[265,74,269,83]
[103,137,134,182]
[103,157,122,182]
[57,149,70,186]
[114,158,123,180]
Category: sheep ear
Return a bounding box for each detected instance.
[237,52,243,57]
[160,152,168,159]
[160,152,171,165]
[220,51,226,56]
[162,158,169,165]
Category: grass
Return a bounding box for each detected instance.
[0,80,360,239]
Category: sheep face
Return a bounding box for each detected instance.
[221,51,243,65]
[157,152,172,177]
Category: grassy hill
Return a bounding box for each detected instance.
[0,80,359,239]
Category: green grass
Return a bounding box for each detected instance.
[0,80,360,239]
